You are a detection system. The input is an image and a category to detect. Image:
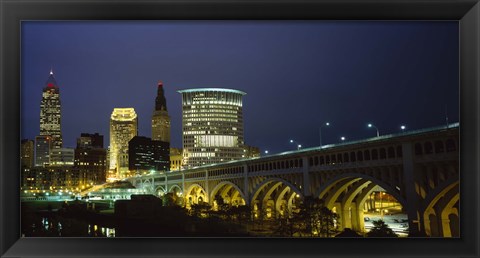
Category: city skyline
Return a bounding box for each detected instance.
[21,21,459,154]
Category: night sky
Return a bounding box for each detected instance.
[21,21,459,154]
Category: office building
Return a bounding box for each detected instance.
[39,69,63,149]
[128,136,170,174]
[35,135,51,167]
[21,139,34,169]
[74,133,107,185]
[170,148,183,171]
[77,133,104,148]
[49,148,75,166]
[109,108,138,178]
[243,145,261,158]
[178,88,246,167]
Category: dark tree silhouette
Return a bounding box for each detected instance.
[274,196,339,237]
[366,219,398,237]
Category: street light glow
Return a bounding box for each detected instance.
[401,125,406,130]
[341,136,346,141]
[367,123,380,137]
[265,150,269,154]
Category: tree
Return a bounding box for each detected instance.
[366,219,398,237]
[296,196,339,237]
[335,228,362,237]
[189,202,211,218]
[273,197,339,237]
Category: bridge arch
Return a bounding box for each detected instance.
[185,183,208,207]
[250,177,302,205]
[169,184,182,194]
[136,179,155,194]
[313,172,407,233]
[154,186,167,197]
[209,181,246,207]
[314,173,406,208]
[250,177,302,219]
[422,180,459,237]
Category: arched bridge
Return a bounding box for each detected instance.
[126,123,459,237]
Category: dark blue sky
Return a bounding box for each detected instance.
[21,21,459,154]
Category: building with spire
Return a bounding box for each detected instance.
[178,88,246,168]
[151,81,171,143]
[109,108,138,178]
[39,69,63,149]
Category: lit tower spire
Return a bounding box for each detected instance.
[151,81,171,143]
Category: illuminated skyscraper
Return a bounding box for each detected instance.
[151,82,171,143]
[39,69,62,149]
[178,88,246,167]
[109,108,138,178]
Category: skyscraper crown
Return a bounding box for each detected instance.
[45,69,59,89]
[155,81,168,111]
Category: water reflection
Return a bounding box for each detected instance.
[27,214,115,237]
[87,224,116,237]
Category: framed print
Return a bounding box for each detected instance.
[1,0,479,257]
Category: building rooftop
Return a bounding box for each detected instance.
[177,88,246,95]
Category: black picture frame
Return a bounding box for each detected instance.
[1,0,479,257]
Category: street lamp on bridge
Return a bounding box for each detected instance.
[319,122,331,147]
[289,139,302,150]
[367,123,380,137]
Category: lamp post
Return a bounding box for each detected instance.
[367,123,380,137]
[319,122,331,147]
[289,139,302,150]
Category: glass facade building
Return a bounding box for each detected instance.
[178,88,246,168]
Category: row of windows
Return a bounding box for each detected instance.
[188,104,240,110]
[248,158,303,172]
[243,140,457,173]
[308,145,403,166]
[414,139,457,155]
[209,166,244,177]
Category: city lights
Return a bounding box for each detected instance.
[19,23,460,239]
